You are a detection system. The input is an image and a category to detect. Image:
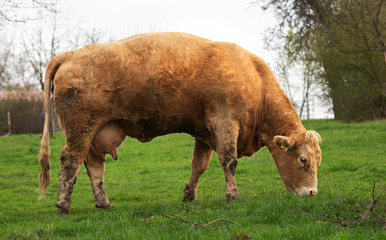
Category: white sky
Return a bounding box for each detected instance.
[68,0,276,64]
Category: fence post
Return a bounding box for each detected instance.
[7,111,11,135]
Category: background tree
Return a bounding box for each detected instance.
[257,0,386,121]
[0,0,56,27]
[22,16,61,91]
[0,37,12,89]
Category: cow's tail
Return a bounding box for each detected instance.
[38,53,65,200]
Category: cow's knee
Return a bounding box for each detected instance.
[220,157,238,176]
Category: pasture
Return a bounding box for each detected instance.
[0,120,384,239]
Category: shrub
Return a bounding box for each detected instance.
[0,90,44,135]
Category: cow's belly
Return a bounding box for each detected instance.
[113,109,211,143]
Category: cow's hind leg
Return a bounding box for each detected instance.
[56,130,98,214]
[56,147,83,214]
[85,150,112,209]
[183,140,214,201]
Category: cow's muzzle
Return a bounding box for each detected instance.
[297,187,318,196]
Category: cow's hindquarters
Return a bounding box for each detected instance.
[54,90,106,214]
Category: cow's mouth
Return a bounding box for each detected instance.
[295,187,318,196]
[283,183,318,196]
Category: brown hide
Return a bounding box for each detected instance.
[38,32,322,214]
[53,33,262,146]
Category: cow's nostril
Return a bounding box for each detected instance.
[309,190,316,196]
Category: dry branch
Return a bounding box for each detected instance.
[314,182,385,228]
[157,211,240,228]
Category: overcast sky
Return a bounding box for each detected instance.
[67,0,277,64]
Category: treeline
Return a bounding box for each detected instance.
[258,0,386,121]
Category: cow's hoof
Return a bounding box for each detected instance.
[225,192,240,201]
[183,193,196,202]
[183,184,196,202]
[96,203,114,209]
[56,201,70,214]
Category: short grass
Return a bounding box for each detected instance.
[0,120,385,239]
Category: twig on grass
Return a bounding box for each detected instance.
[314,182,385,228]
[157,211,191,224]
[296,208,349,228]
[157,211,240,228]
[356,182,385,228]
[315,213,348,227]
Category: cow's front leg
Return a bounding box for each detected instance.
[207,117,240,201]
[85,150,112,209]
[183,140,214,201]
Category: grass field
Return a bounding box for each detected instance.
[0,120,385,239]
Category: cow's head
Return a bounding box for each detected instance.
[270,130,322,196]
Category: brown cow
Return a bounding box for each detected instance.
[38,32,322,214]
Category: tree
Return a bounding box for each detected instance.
[0,0,56,27]
[19,1,67,135]
[257,0,386,121]
[0,37,12,89]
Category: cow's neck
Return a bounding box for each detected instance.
[259,84,306,146]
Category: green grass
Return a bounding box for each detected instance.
[0,120,385,239]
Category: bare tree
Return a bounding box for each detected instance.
[23,29,47,91]
[299,69,312,119]
[20,1,66,135]
[85,28,105,44]
[21,0,65,91]
[0,0,56,27]
[0,37,12,89]
[275,56,295,104]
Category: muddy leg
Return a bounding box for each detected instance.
[56,127,98,214]
[84,150,112,209]
[56,147,84,214]
[183,140,214,201]
[219,151,240,201]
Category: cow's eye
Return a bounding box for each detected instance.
[299,157,310,169]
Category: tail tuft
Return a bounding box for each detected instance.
[38,147,50,200]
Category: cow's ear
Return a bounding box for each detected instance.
[273,135,294,150]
